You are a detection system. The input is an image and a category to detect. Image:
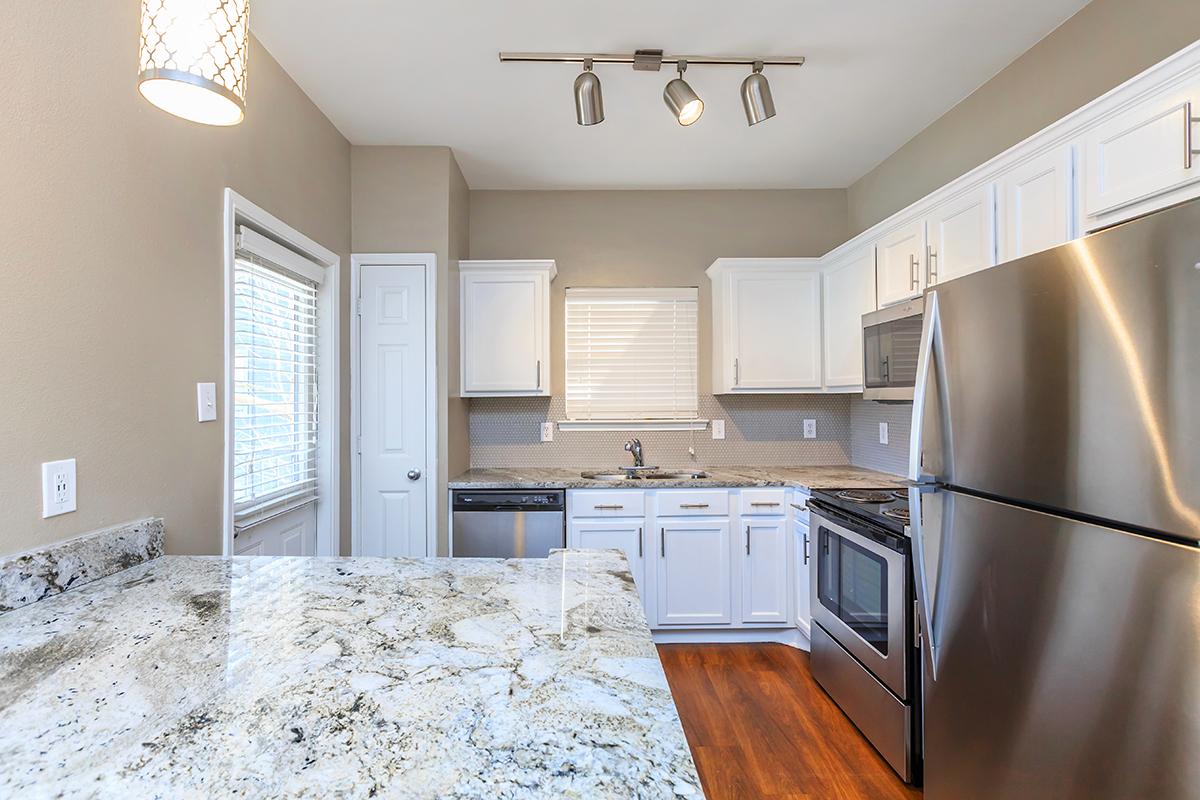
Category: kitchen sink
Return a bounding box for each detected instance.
[580,470,709,481]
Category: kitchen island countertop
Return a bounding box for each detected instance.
[449,465,906,491]
[0,551,702,799]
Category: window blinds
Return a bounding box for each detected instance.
[232,236,321,529]
[565,288,699,421]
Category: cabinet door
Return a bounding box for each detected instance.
[569,519,647,607]
[1000,146,1076,260]
[876,220,926,307]
[741,518,790,624]
[1082,78,1200,221]
[822,247,876,389]
[794,519,812,637]
[461,270,547,395]
[727,269,822,390]
[656,520,732,626]
[926,184,996,284]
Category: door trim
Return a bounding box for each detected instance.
[350,253,438,558]
[221,189,341,558]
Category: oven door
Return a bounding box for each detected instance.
[811,510,909,699]
[862,299,923,401]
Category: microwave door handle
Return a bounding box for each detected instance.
[909,290,940,482]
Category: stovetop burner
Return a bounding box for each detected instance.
[837,489,897,504]
[883,507,911,522]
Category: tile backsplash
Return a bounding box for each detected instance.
[849,398,912,476]
[469,395,853,468]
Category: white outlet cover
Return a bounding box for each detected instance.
[711,419,725,440]
[803,419,817,439]
[540,422,554,442]
[879,422,890,445]
[197,382,217,422]
[42,458,77,518]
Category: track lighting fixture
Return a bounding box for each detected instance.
[663,61,704,126]
[741,61,776,126]
[500,49,803,128]
[573,59,605,126]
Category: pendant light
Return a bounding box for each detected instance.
[573,59,605,126]
[137,0,250,126]
[663,60,704,126]
[741,61,776,126]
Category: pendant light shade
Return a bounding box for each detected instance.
[138,0,250,126]
[574,60,604,126]
[663,63,703,126]
[740,63,776,126]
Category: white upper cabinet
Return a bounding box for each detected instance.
[1082,74,1200,227]
[821,246,876,390]
[460,260,555,396]
[876,220,926,307]
[1000,146,1077,260]
[924,183,997,284]
[708,259,823,393]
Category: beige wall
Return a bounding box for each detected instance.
[847,0,1200,235]
[468,190,848,397]
[350,146,468,555]
[0,5,351,557]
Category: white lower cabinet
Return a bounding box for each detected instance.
[568,519,647,607]
[740,518,790,624]
[656,519,732,625]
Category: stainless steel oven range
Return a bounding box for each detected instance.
[808,488,921,785]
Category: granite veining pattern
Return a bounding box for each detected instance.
[0,517,164,613]
[0,550,703,799]
[449,465,906,491]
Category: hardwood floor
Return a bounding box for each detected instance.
[658,643,923,800]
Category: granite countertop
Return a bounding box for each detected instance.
[0,551,702,799]
[449,465,907,491]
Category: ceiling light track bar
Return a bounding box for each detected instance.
[499,52,805,68]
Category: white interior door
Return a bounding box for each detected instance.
[358,264,428,557]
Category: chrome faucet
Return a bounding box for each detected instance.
[624,438,645,468]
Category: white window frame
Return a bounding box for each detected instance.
[561,287,707,432]
[222,189,340,557]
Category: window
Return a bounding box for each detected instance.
[232,226,324,529]
[565,287,698,423]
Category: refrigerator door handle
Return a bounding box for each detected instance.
[909,289,940,482]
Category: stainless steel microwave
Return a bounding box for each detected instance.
[862,298,923,401]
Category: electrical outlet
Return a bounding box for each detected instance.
[803,419,817,439]
[42,459,77,518]
[711,419,725,440]
[540,422,554,442]
[196,382,217,422]
[879,422,889,445]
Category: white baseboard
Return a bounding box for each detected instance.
[652,627,811,650]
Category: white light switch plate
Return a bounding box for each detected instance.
[879,422,889,445]
[803,419,817,439]
[196,382,217,422]
[540,422,554,442]
[711,419,725,440]
[42,459,77,518]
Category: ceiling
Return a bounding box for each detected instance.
[252,0,1089,190]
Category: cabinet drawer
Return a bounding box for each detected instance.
[570,490,645,517]
[739,488,787,516]
[657,490,730,517]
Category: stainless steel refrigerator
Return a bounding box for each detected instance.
[908,197,1200,799]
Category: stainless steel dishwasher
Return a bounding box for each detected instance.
[450,490,565,558]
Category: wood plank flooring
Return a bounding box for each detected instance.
[658,643,923,800]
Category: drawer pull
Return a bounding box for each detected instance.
[594,504,625,510]
[679,503,710,509]
[750,502,781,507]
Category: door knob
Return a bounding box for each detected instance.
[407,469,422,481]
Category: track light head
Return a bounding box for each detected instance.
[663,61,703,126]
[574,59,605,126]
[741,62,776,126]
